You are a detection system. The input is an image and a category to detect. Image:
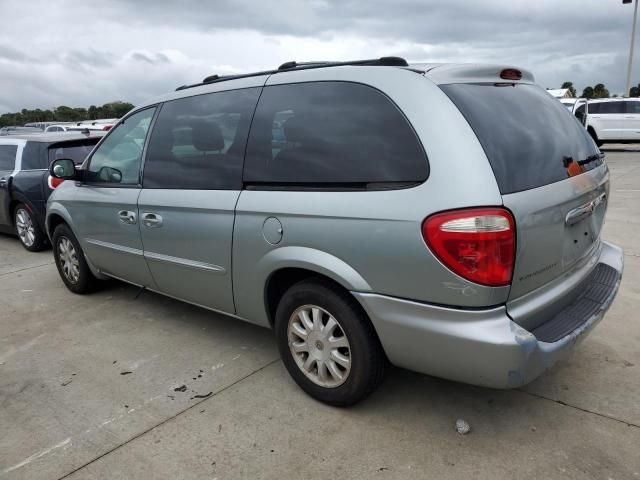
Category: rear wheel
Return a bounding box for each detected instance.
[275,279,385,406]
[14,204,47,252]
[52,223,98,294]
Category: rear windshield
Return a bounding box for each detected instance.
[48,140,100,166]
[441,83,602,194]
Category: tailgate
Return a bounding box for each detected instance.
[503,166,608,301]
[440,81,608,328]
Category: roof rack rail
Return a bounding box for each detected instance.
[176,56,409,92]
[278,60,332,70]
[278,57,408,70]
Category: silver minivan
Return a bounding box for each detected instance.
[47,58,623,405]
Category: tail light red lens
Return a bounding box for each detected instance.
[422,208,515,286]
[48,175,64,189]
[102,125,113,131]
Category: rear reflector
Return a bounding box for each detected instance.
[422,208,515,286]
[500,68,522,81]
[48,175,64,189]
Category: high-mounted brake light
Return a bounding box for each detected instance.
[422,208,515,286]
[500,68,522,81]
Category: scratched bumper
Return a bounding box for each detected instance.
[353,241,623,389]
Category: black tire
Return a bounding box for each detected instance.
[14,204,48,252]
[588,128,603,147]
[52,223,98,294]
[275,279,385,406]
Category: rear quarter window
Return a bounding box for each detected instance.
[244,81,428,188]
[0,145,17,170]
[441,83,602,194]
[21,142,47,170]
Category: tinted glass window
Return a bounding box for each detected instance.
[21,142,47,169]
[0,145,17,170]
[587,103,601,114]
[625,101,640,114]
[598,102,625,114]
[244,82,427,187]
[143,88,260,190]
[87,108,155,184]
[441,83,601,194]
[48,139,100,165]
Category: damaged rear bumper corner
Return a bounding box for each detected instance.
[352,241,623,389]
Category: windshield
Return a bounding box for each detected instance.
[441,83,602,194]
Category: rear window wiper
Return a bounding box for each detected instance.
[563,153,604,168]
[577,153,604,166]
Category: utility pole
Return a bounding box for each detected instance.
[624,0,639,97]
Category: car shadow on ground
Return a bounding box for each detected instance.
[104,279,542,428]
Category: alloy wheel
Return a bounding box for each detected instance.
[58,237,80,284]
[15,209,35,247]
[287,304,352,388]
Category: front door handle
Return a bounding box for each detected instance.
[118,210,137,225]
[141,212,163,228]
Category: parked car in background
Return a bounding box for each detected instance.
[578,98,640,146]
[0,126,43,136]
[47,58,622,405]
[24,122,60,131]
[44,124,72,133]
[0,132,104,251]
[66,119,117,132]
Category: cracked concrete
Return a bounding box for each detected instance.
[0,150,639,479]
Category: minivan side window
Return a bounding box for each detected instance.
[244,81,428,187]
[0,145,17,170]
[86,108,155,185]
[593,102,625,114]
[143,88,261,190]
[625,101,640,114]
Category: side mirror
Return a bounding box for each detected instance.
[50,158,77,180]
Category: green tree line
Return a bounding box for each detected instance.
[0,101,134,127]
[559,81,640,99]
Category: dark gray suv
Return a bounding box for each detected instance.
[47,58,623,405]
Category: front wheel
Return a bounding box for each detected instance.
[275,279,385,406]
[52,223,98,294]
[14,204,47,252]
[588,128,603,147]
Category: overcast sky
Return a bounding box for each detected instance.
[1,0,639,113]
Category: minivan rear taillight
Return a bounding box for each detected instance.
[48,175,64,189]
[422,208,515,286]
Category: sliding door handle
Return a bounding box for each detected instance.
[141,212,163,228]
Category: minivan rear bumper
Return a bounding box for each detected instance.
[353,241,623,389]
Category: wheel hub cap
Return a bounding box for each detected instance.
[15,209,35,247]
[58,237,80,284]
[287,305,351,388]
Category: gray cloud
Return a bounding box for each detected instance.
[0,45,35,63]
[0,0,639,112]
[129,51,171,65]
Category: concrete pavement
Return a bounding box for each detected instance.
[0,150,639,479]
